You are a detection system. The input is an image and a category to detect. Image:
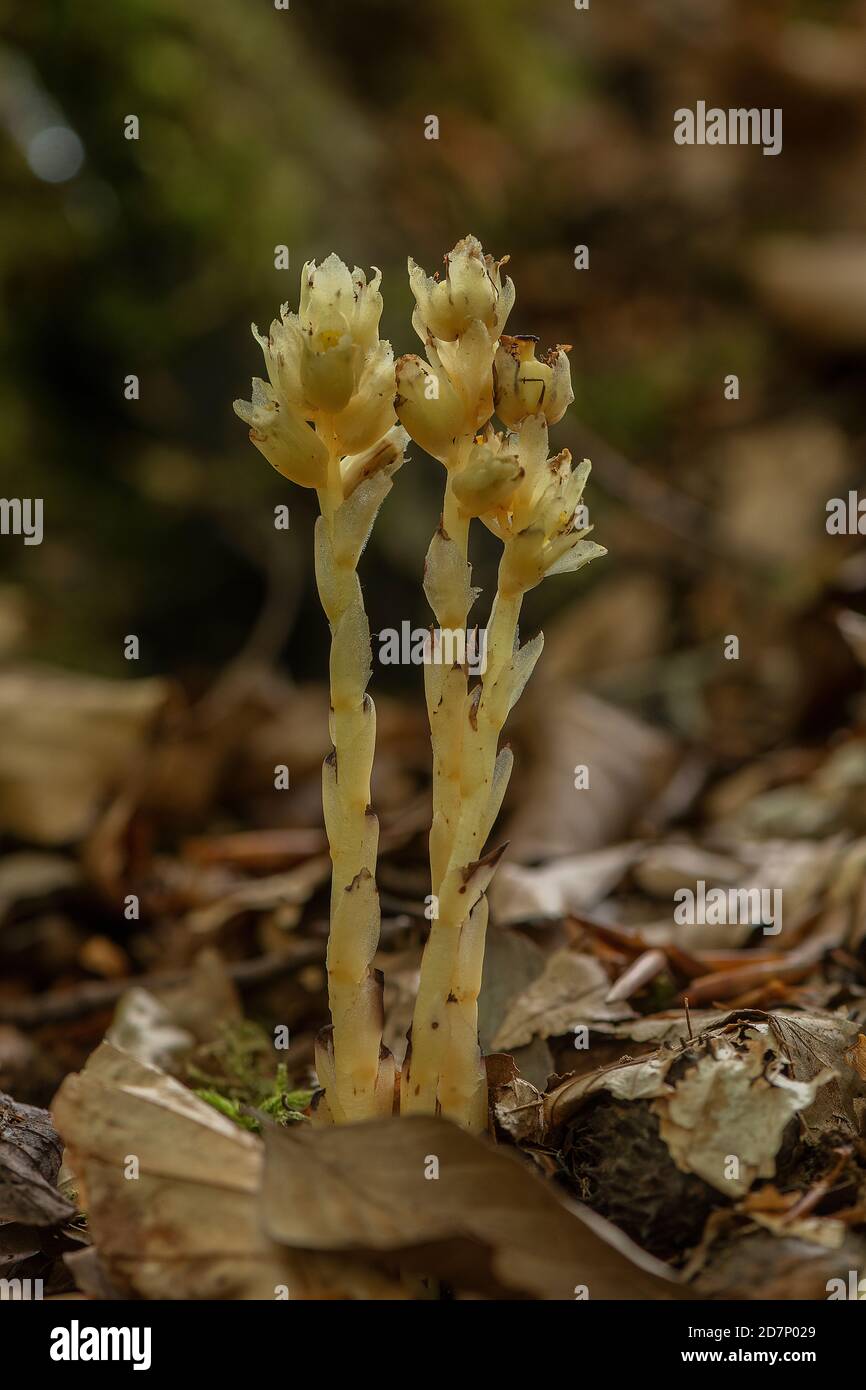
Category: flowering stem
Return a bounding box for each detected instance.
[405,481,523,1126]
[427,450,472,891]
[436,573,522,1125]
[313,421,393,1123]
[402,440,473,1116]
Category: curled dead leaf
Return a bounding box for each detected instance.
[52,1044,404,1299]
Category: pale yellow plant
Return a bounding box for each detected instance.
[396,239,605,1129]
[235,254,407,1122]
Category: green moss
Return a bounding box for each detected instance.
[194,1089,260,1131]
[186,1021,312,1132]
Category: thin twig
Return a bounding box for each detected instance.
[781,1147,852,1226]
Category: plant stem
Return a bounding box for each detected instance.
[437,581,522,1124]
[402,441,471,1116]
[314,422,390,1122]
[427,456,472,891]
[405,524,522,1126]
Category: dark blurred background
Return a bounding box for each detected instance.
[2,0,866,752]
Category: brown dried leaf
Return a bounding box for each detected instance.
[477,925,552,1089]
[489,843,641,923]
[846,1034,866,1082]
[0,667,171,844]
[260,1112,682,1300]
[654,1033,831,1197]
[107,950,243,1072]
[548,1012,862,1200]
[52,1044,403,1299]
[0,1092,74,1227]
[768,1011,866,1134]
[487,1056,545,1145]
[506,689,680,860]
[493,949,633,1051]
[183,857,330,938]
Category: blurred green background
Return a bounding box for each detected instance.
[2,0,865,753]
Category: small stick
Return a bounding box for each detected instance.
[781,1147,852,1226]
[605,949,669,1004]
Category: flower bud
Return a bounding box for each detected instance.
[498,447,604,593]
[394,354,465,463]
[233,378,328,489]
[300,331,359,413]
[300,255,383,354]
[291,255,386,413]
[254,312,305,412]
[452,441,522,518]
[431,319,494,433]
[493,336,574,426]
[332,341,397,456]
[498,525,546,596]
[409,236,514,342]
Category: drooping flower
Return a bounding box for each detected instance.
[295,256,383,414]
[462,414,605,593]
[451,432,522,518]
[246,255,398,457]
[331,340,398,457]
[394,354,465,463]
[300,254,383,354]
[493,335,574,427]
[233,377,328,489]
[408,235,514,343]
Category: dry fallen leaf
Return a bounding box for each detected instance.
[547,1011,862,1200]
[0,667,171,844]
[260,1111,683,1300]
[477,925,553,1089]
[183,857,331,939]
[846,1033,866,1082]
[506,689,679,860]
[489,842,642,924]
[0,1092,75,1227]
[492,949,633,1051]
[654,1033,829,1197]
[107,989,196,1073]
[768,1011,866,1134]
[631,843,746,900]
[107,950,243,1072]
[486,1055,546,1145]
[52,1043,404,1299]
